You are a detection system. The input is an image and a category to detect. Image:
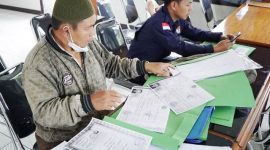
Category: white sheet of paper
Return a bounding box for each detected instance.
[169,67,181,76]
[106,78,131,109]
[236,5,248,20]
[117,86,170,133]
[176,50,262,81]
[148,74,214,115]
[66,118,152,150]
[179,143,231,150]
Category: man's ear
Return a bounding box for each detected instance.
[60,24,70,39]
[61,24,70,33]
[171,1,177,11]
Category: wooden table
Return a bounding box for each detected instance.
[212,4,270,48]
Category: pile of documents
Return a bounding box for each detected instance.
[65,118,152,150]
[117,73,215,133]
[54,46,262,150]
[175,50,261,81]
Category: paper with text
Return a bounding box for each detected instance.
[66,118,152,150]
[175,50,262,81]
[117,87,170,133]
[148,74,214,115]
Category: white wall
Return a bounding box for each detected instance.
[108,0,141,26]
[0,0,41,11]
[189,2,209,30]
[43,0,56,14]
[211,4,236,21]
[189,2,237,31]
[109,0,129,25]
[133,0,149,23]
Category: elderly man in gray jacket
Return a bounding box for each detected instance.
[22,0,173,149]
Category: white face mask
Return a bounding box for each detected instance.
[67,32,89,52]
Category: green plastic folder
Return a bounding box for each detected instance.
[172,44,255,67]
[171,44,256,107]
[147,71,255,107]
[193,107,235,140]
[199,71,255,107]
[200,119,211,141]
[106,105,205,150]
[210,107,236,127]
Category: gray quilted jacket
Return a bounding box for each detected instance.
[22,33,144,142]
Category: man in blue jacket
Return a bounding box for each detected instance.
[127,0,233,62]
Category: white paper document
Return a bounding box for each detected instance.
[148,74,214,115]
[66,118,152,150]
[106,78,131,109]
[175,50,262,81]
[117,86,170,133]
[236,5,248,20]
[169,67,181,76]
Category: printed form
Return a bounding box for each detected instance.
[66,118,152,150]
[148,74,214,115]
[175,50,262,81]
[117,86,170,133]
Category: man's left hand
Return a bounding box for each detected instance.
[145,62,174,77]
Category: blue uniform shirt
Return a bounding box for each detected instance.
[127,6,223,62]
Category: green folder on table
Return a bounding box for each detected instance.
[210,106,236,127]
[172,44,256,108]
[200,71,255,107]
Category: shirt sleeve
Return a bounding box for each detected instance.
[153,21,214,57]
[180,20,222,42]
[90,39,145,79]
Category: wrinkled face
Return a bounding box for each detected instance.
[172,0,193,20]
[67,15,96,48]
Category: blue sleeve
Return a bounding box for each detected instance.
[152,22,214,57]
[180,20,222,42]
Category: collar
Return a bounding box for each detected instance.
[46,26,84,67]
[161,6,180,32]
[45,25,70,56]
[49,28,76,57]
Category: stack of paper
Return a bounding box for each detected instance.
[175,50,262,81]
[65,118,152,150]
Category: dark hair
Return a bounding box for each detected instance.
[51,16,78,30]
[164,0,182,6]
